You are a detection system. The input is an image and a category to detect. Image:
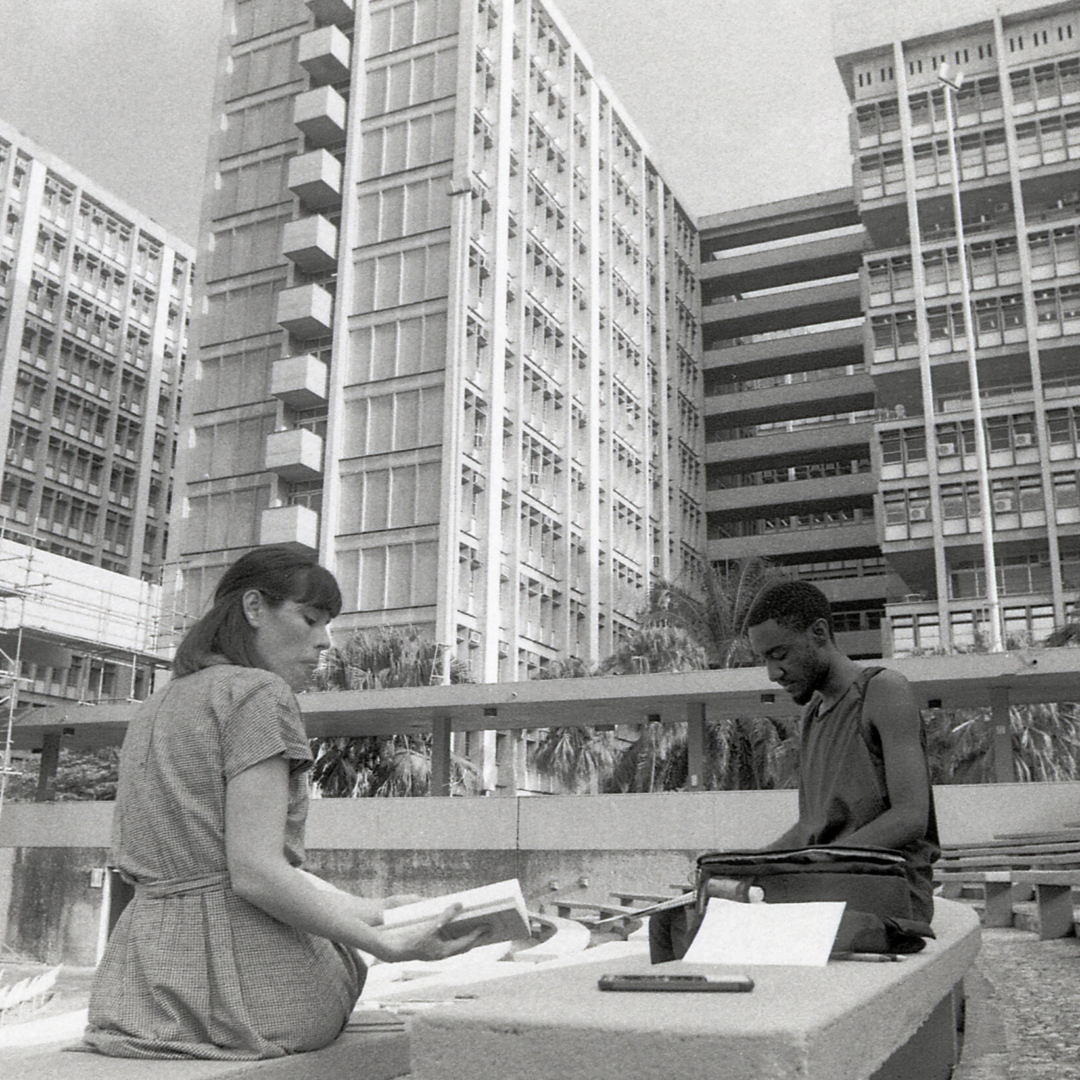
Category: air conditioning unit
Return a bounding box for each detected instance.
[1014,432,1034,447]
[529,471,542,486]
[473,432,485,449]
[468,629,482,644]
[936,442,956,456]
[993,496,1014,512]
[908,506,929,521]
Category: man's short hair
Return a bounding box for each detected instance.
[746,580,834,638]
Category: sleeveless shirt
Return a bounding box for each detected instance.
[796,666,940,924]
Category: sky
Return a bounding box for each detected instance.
[0,0,861,247]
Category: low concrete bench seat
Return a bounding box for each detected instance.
[1011,869,1080,939]
[2,1027,409,1080]
[405,898,981,1080]
[935,870,1016,926]
[607,890,675,906]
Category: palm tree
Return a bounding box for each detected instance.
[642,557,788,668]
[309,626,479,797]
[597,624,708,676]
[923,701,1080,784]
[531,657,617,794]
[611,558,800,793]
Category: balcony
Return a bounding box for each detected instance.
[265,427,325,482]
[277,283,333,338]
[700,230,868,301]
[288,150,343,211]
[705,421,877,471]
[702,278,861,344]
[294,86,347,147]
[709,521,879,563]
[306,0,354,27]
[282,215,338,273]
[707,472,877,516]
[260,503,319,552]
[298,25,351,85]
[271,354,329,409]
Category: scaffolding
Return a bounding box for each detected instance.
[0,521,176,818]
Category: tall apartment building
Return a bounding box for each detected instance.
[175,0,703,683]
[703,1,1080,659]
[0,120,194,710]
[699,190,900,660]
[836,1,1080,654]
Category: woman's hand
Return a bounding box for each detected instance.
[376,903,493,963]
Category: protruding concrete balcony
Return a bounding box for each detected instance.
[271,354,329,409]
[260,503,319,552]
[283,215,338,273]
[294,86,347,147]
[265,427,325,482]
[288,150,343,210]
[299,26,351,85]
[277,283,333,338]
[306,0,354,28]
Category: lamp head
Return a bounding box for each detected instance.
[937,62,964,90]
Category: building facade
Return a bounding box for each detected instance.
[703,1,1080,659]
[837,1,1080,654]
[699,189,899,660]
[174,0,703,684]
[0,120,193,712]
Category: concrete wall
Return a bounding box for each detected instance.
[2,783,1078,963]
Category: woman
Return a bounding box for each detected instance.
[82,546,484,1060]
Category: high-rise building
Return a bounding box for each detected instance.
[702,1,1080,658]
[699,190,898,660]
[174,0,703,683]
[0,120,194,711]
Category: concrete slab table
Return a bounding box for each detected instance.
[407,899,980,1080]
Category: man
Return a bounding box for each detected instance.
[649,579,939,962]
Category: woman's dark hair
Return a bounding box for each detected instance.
[173,546,342,676]
[746,579,834,639]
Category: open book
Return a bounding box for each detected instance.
[381,878,532,944]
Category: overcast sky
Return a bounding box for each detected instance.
[0,0,856,246]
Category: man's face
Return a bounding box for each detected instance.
[747,618,830,706]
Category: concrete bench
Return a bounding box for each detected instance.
[935,838,1080,918]
[935,870,1016,926]
[2,1026,409,1080]
[607,890,675,906]
[405,898,981,1080]
[1011,869,1080,939]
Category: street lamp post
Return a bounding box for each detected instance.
[937,64,1005,652]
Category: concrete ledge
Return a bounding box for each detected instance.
[1,1029,408,1079]
[406,899,980,1080]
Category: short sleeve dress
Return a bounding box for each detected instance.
[81,664,366,1060]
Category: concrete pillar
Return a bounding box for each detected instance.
[989,687,1015,784]
[34,730,61,802]
[686,703,706,791]
[431,716,452,797]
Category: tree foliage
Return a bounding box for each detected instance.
[642,558,788,669]
[3,748,120,802]
[309,625,480,797]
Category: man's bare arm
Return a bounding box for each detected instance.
[841,669,931,850]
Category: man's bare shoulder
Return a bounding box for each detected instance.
[864,666,912,693]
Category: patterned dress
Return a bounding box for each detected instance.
[82,664,366,1059]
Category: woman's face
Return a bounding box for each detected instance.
[244,591,332,691]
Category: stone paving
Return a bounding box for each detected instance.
[957,926,1080,1080]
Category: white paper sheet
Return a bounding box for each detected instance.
[682,898,846,967]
